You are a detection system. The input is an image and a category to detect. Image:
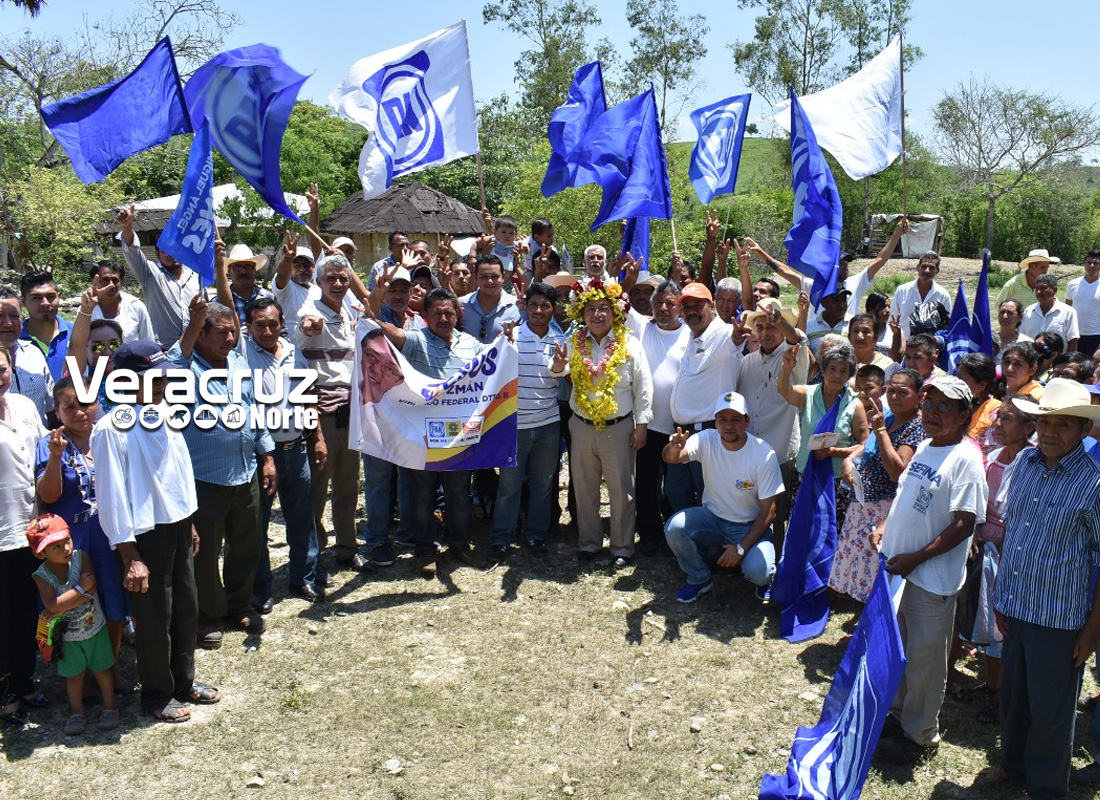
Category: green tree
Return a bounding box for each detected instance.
[932,77,1100,254]
[624,0,709,138]
[482,0,614,131]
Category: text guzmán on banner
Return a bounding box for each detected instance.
[350,321,519,471]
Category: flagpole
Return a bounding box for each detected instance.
[669,217,679,254]
[898,29,909,218]
[475,151,488,215]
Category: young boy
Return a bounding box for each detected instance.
[28,514,118,735]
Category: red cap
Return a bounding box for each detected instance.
[676,283,713,304]
[26,514,71,556]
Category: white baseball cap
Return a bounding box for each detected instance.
[713,391,748,417]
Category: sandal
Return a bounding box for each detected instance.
[64,714,86,736]
[97,709,120,731]
[21,690,49,709]
[953,682,995,703]
[1,693,26,726]
[150,700,191,724]
[177,681,220,705]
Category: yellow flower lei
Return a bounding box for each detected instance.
[566,280,632,430]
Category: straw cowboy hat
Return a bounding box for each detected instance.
[1012,378,1100,420]
[543,272,580,290]
[224,243,268,271]
[742,297,798,328]
[1019,248,1061,270]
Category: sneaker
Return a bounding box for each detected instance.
[755,584,772,604]
[676,581,713,603]
[488,545,508,563]
[370,544,396,567]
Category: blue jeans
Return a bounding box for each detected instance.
[362,454,413,548]
[665,459,705,512]
[664,505,774,587]
[490,421,559,546]
[409,468,472,557]
[255,439,319,600]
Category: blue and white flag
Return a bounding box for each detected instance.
[330,21,479,200]
[41,38,191,184]
[970,250,995,357]
[761,556,907,800]
[185,44,307,225]
[944,280,972,373]
[771,36,903,180]
[543,61,607,197]
[620,217,650,277]
[688,93,751,205]
[157,121,215,284]
[785,89,842,308]
[773,394,838,643]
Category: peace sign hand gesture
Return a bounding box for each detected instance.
[551,341,569,371]
[668,426,690,449]
[282,229,300,261]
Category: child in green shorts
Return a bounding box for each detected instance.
[27,514,118,735]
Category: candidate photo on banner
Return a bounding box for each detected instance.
[351,320,519,471]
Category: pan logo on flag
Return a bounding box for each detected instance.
[694,100,745,192]
[207,68,268,176]
[361,51,443,178]
[425,416,483,449]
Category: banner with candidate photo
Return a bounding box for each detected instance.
[350,321,519,471]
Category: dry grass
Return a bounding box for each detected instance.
[3,490,1099,800]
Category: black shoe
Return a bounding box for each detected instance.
[254,598,274,615]
[290,584,325,603]
[637,538,660,557]
[488,545,508,563]
[337,552,376,573]
[880,713,904,739]
[315,567,335,588]
[527,540,547,556]
[873,736,938,766]
[578,550,607,567]
[370,544,396,567]
[612,555,633,568]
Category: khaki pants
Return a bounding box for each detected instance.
[569,415,636,557]
[311,411,361,558]
[891,582,958,745]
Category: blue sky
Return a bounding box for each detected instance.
[2,0,1095,153]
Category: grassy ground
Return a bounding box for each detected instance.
[3,487,1100,799]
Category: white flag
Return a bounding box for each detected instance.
[772,36,902,180]
[329,21,479,199]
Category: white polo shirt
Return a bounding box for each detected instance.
[1019,300,1079,343]
[893,279,951,336]
[670,317,743,425]
[1066,276,1100,336]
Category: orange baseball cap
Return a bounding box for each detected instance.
[676,283,713,304]
[26,514,71,556]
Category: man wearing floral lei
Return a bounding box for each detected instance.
[550,276,653,568]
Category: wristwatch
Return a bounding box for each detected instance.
[735,543,745,557]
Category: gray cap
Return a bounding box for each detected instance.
[925,375,973,405]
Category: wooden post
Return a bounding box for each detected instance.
[669,217,679,254]
[476,152,487,212]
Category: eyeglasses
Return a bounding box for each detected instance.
[919,398,959,414]
[90,339,123,354]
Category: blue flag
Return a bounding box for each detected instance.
[970,250,995,357]
[586,88,673,231]
[157,121,215,284]
[943,280,972,373]
[689,93,752,205]
[185,44,307,225]
[772,395,839,643]
[620,217,650,277]
[40,38,190,184]
[542,61,607,197]
[761,556,907,800]
[785,89,842,307]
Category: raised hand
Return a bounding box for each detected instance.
[551,341,569,371]
[481,207,494,237]
[897,217,910,235]
[300,315,324,336]
[502,321,516,342]
[116,204,136,229]
[797,290,810,316]
[476,233,494,256]
[889,314,902,337]
[533,249,551,281]
[668,426,689,449]
[79,286,99,316]
[214,231,226,272]
[282,229,300,260]
[436,234,453,265]
[735,238,750,271]
[621,251,640,282]
[188,292,208,325]
[306,182,319,213]
[782,343,800,370]
[865,391,885,431]
[717,238,732,263]
[705,209,720,239]
[47,427,66,458]
[743,236,764,257]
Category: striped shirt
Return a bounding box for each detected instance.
[515,323,564,430]
[994,444,1100,630]
[294,298,356,414]
[401,326,484,380]
[167,346,275,486]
